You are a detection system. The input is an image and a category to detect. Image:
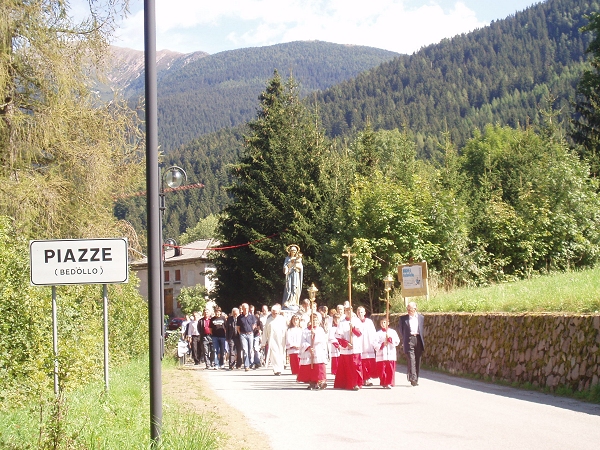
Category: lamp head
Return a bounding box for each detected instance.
[383,273,394,292]
[164,166,187,189]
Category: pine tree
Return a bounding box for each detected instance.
[214,72,331,309]
[571,12,600,178]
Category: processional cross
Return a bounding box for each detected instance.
[342,246,356,345]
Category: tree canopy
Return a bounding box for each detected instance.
[0,0,148,406]
[0,0,143,240]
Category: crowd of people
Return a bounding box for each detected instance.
[180,299,425,390]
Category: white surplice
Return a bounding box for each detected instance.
[263,314,288,373]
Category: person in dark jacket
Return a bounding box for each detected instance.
[211,307,227,369]
[398,301,425,386]
[226,307,242,370]
[198,309,215,369]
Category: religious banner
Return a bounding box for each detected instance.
[398,261,429,299]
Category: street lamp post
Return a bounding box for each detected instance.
[159,166,187,352]
[144,0,161,443]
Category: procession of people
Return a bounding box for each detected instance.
[179,244,426,390]
[181,299,424,390]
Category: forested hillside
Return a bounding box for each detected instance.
[145,41,399,150]
[317,0,597,159]
[116,0,600,243]
[115,128,243,241]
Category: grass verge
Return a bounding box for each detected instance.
[0,356,222,450]
[391,266,600,313]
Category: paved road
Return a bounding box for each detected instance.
[198,364,600,450]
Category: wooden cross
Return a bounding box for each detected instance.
[342,246,356,309]
[342,246,356,346]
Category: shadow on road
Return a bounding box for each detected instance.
[415,364,600,417]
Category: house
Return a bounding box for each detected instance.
[130,239,217,317]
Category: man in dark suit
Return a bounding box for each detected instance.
[398,301,425,386]
[226,307,242,370]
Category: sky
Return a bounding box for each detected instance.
[72,0,543,55]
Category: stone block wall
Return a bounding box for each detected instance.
[372,313,600,391]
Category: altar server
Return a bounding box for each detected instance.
[375,318,400,388]
[297,314,328,390]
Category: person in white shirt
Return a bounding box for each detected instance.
[375,318,400,388]
[259,304,270,328]
[328,313,341,374]
[298,298,311,328]
[181,314,191,339]
[185,312,202,365]
[398,302,425,386]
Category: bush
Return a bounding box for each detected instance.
[0,217,148,408]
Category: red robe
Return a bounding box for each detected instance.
[333,317,364,390]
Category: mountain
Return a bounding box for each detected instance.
[116,0,598,240]
[96,46,209,99]
[315,0,596,158]
[125,41,399,151]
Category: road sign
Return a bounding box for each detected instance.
[30,238,129,286]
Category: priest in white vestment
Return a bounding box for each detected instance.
[262,304,288,375]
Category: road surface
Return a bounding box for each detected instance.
[196,364,600,450]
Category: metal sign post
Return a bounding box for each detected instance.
[52,286,59,396]
[103,284,109,392]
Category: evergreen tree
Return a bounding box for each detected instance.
[352,120,380,176]
[214,72,331,310]
[571,12,600,178]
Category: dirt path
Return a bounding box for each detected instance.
[163,365,270,450]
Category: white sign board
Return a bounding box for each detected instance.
[30,238,129,286]
[398,261,429,298]
[401,265,423,289]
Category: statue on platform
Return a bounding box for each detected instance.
[283,244,303,308]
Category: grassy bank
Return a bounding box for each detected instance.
[391,266,600,313]
[0,357,221,450]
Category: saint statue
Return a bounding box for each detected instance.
[283,244,303,308]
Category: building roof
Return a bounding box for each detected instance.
[130,238,219,268]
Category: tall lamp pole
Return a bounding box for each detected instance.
[144,0,161,444]
[159,166,187,351]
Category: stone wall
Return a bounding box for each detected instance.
[372,312,600,391]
